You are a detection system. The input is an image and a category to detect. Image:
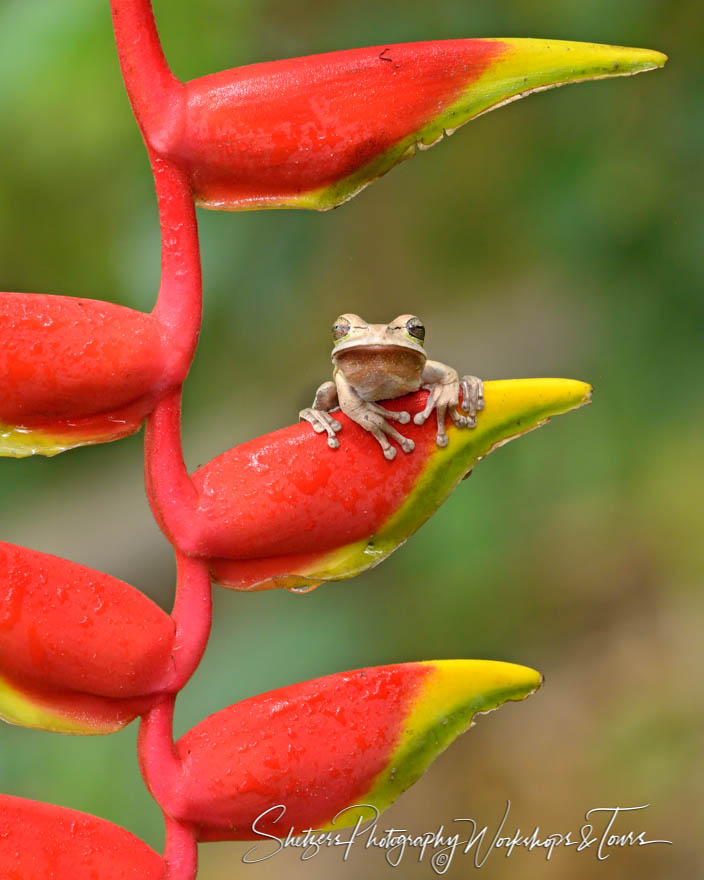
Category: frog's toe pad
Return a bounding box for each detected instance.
[397,411,411,424]
[436,433,449,448]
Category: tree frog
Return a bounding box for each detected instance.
[300,314,484,459]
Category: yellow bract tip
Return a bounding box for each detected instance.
[416,659,543,723]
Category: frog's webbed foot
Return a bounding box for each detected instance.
[414,374,484,447]
[353,402,415,460]
[299,407,342,449]
[300,380,343,448]
[459,375,485,427]
[413,383,456,447]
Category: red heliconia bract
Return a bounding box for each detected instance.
[139,660,542,840]
[0,543,211,734]
[176,39,667,211]
[0,795,165,879]
[0,156,201,458]
[146,379,592,591]
[110,2,666,212]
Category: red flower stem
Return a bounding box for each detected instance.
[138,696,182,819]
[109,0,182,145]
[157,551,212,694]
[111,0,201,350]
[163,816,198,880]
[112,3,203,543]
[149,152,202,352]
[139,696,196,877]
[111,4,204,873]
[145,387,202,553]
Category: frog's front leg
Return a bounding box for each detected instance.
[335,372,414,460]
[414,361,484,447]
[299,381,343,448]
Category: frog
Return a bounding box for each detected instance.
[299,313,484,460]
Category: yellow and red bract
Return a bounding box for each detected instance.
[0,155,201,458]
[149,378,592,590]
[0,543,175,733]
[0,795,164,878]
[141,660,541,840]
[0,543,211,734]
[161,39,667,211]
[0,293,183,457]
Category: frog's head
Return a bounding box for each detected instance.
[331,314,426,362]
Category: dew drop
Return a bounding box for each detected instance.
[284,579,320,595]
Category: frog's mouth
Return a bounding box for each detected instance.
[339,344,411,354]
[334,344,426,363]
[334,343,425,358]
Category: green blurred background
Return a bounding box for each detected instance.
[0,0,701,877]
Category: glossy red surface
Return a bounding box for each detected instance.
[178,40,503,206]
[0,542,175,699]
[191,392,437,559]
[0,292,178,426]
[175,664,430,839]
[0,795,164,878]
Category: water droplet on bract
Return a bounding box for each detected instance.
[281,577,321,595]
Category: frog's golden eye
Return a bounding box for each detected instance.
[332,317,351,341]
[406,317,425,342]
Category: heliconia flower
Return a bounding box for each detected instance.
[117,25,666,211]
[0,795,165,879]
[0,157,201,458]
[147,378,591,592]
[0,542,210,734]
[140,659,541,840]
[0,293,179,457]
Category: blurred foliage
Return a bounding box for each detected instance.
[0,1,701,877]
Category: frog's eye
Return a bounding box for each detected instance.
[406,317,425,343]
[332,317,351,341]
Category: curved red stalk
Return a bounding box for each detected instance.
[145,386,202,554]
[159,551,212,693]
[111,4,201,876]
[139,696,197,877]
[111,0,207,694]
[163,816,198,880]
[138,696,184,822]
[110,0,200,348]
[108,0,182,148]
[149,154,202,348]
